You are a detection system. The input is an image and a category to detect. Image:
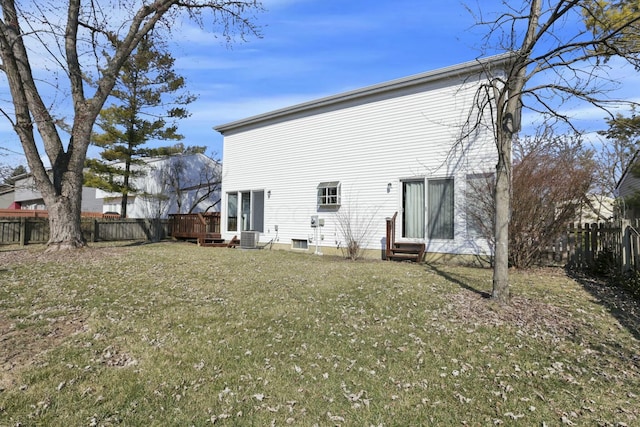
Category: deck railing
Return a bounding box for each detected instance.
[168,212,220,239]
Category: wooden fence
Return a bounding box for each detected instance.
[539,220,640,272]
[564,220,640,272]
[0,217,169,245]
[3,214,638,272]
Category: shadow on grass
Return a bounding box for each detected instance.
[427,264,492,299]
[567,268,640,344]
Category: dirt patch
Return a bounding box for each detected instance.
[447,289,576,337]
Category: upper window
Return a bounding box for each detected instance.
[317,181,341,207]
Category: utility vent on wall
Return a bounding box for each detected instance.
[240,231,260,249]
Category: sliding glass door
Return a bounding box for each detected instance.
[402,178,454,240]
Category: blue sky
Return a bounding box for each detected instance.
[2,0,640,166]
[168,0,491,158]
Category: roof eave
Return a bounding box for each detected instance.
[214,53,514,134]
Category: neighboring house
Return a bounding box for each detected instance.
[9,153,220,218]
[13,173,103,213]
[616,153,640,220]
[98,153,221,218]
[0,185,14,209]
[215,55,510,259]
[578,194,614,223]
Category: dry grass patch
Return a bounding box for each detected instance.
[0,242,638,426]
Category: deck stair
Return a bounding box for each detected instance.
[197,232,225,247]
[197,233,240,247]
[386,212,425,263]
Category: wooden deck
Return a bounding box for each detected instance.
[168,213,238,247]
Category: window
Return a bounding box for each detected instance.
[291,239,309,250]
[466,173,494,238]
[401,177,454,240]
[402,180,425,238]
[227,193,238,232]
[227,190,264,232]
[317,181,341,207]
[428,178,454,239]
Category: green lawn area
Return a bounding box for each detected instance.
[1,241,638,426]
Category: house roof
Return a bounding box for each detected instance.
[215,53,514,134]
[615,149,639,195]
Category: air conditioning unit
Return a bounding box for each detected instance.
[240,231,260,249]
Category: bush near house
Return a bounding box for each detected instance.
[1,242,638,426]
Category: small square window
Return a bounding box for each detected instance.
[317,181,341,207]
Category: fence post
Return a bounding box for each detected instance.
[19,217,26,246]
[578,223,584,268]
[92,219,98,242]
[590,223,598,269]
[583,223,591,267]
[566,223,573,268]
[621,219,630,272]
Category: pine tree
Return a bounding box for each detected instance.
[85,35,196,218]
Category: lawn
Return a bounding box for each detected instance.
[0,241,638,426]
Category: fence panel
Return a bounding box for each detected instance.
[561,220,640,273]
[0,219,21,244]
[26,218,50,244]
[93,219,168,241]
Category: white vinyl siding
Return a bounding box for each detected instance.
[219,60,500,255]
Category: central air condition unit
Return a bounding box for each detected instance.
[240,231,260,249]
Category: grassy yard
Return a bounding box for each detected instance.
[0,241,638,426]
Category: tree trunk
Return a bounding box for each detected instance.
[47,196,85,250]
[492,129,511,302]
[37,147,88,251]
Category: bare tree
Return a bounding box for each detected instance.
[466,128,595,268]
[510,130,594,267]
[0,0,261,250]
[465,0,640,302]
[155,152,221,215]
[335,199,380,261]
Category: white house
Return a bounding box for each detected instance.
[215,55,510,260]
[98,153,221,218]
[8,153,220,218]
